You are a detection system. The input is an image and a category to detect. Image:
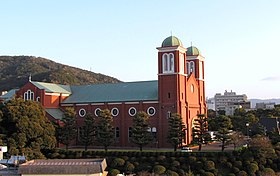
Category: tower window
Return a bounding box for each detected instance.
[187,61,195,76]
[162,53,174,73]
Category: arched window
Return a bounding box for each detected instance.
[190,61,195,74]
[94,108,101,117]
[162,53,175,73]
[24,90,34,101]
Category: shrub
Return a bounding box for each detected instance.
[188,156,197,163]
[227,173,236,176]
[261,168,275,176]
[247,163,259,174]
[203,172,215,176]
[204,160,215,171]
[157,155,166,162]
[111,158,125,167]
[237,170,248,176]
[153,165,166,175]
[234,161,243,169]
[109,169,120,176]
[171,160,180,167]
[232,167,240,174]
[166,170,179,176]
[125,163,135,173]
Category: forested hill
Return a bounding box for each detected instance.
[0,56,121,92]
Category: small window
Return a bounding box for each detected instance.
[147,107,156,116]
[191,84,194,93]
[111,108,119,117]
[94,108,101,117]
[36,96,40,102]
[128,127,132,139]
[167,111,172,118]
[128,107,137,116]
[168,93,171,99]
[115,127,120,138]
[79,108,86,117]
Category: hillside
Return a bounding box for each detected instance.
[0,56,121,92]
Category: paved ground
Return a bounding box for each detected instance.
[190,142,235,152]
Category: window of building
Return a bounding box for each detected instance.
[190,61,195,74]
[36,96,40,102]
[128,107,137,116]
[191,84,194,93]
[115,127,120,138]
[111,108,119,117]
[162,53,175,73]
[147,107,156,116]
[24,90,34,101]
[94,108,101,117]
[79,108,86,117]
[128,127,132,142]
[167,111,172,118]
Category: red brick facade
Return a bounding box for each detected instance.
[16,36,206,148]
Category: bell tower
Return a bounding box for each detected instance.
[157,36,188,147]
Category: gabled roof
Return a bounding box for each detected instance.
[0,89,18,101]
[62,80,158,104]
[30,81,71,94]
[18,159,107,175]
[45,108,64,120]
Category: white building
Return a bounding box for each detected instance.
[256,102,275,109]
[214,90,250,115]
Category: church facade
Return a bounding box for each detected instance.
[16,36,206,148]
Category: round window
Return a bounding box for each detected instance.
[94,108,101,117]
[147,107,156,116]
[128,107,137,116]
[79,108,86,117]
[111,108,119,117]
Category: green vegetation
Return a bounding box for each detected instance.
[192,114,211,151]
[0,98,56,159]
[131,111,152,151]
[80,113,96,151]
[60,107,77,151]
[96,109,114,152]
[0,56,120,92]
[167,113,186,151]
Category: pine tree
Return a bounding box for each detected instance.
[214,115,232,151]
[192,114,210,151]
[60,107,77,151]
[80,113,96,151]
[167,113,186,151]
[96,109,114,152]
[131,111,152,151]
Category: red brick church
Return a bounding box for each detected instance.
[16,36,206,148]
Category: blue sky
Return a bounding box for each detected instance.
[1,1,280,99]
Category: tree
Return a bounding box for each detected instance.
[0,98,56,159]
[214,115,232,151]
[231,112,258,136]
[60,107,77,151]
[80,113,96,151]
[192,114,211,151]
[229,131,245,149]
[167,113,186,151]
[96,109,114,152]
[131,111,152,151]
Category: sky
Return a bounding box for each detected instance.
[1,0,280,99]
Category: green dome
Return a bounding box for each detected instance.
[161,36,183,47]
[186,46,200,56]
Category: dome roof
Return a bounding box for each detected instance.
[161,36,183,47]
[186,46,200,56]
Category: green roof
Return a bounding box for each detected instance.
[45,108,64,120]
[186,46,200,56]
[161,36,183,47]
[31,81,71,94]
[62,80,158,104]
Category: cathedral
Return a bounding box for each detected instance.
[16,36,206,148]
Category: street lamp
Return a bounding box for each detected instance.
[246,123,249,139]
